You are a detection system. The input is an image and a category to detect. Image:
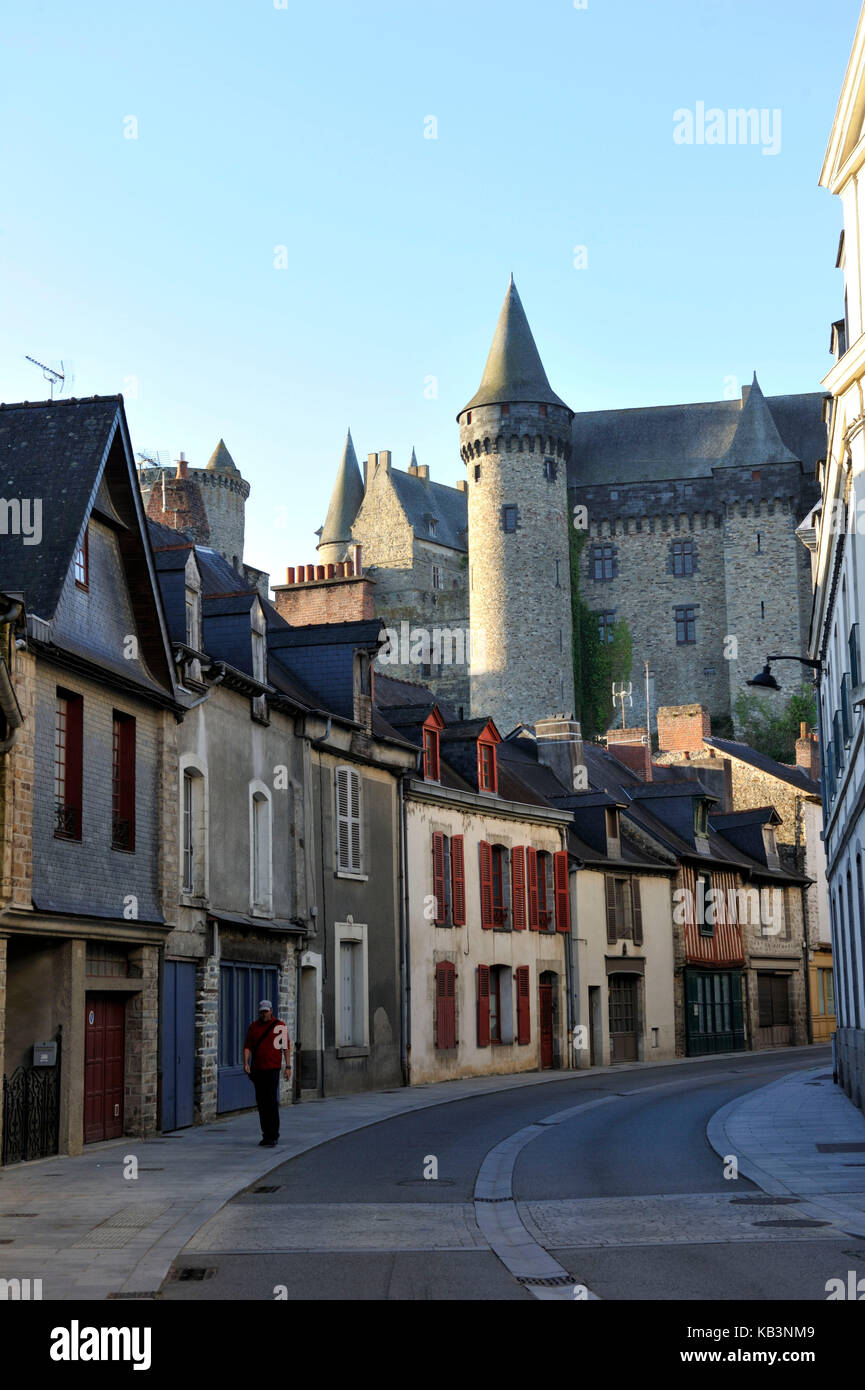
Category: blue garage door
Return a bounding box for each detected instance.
[162,961,196,1131]
[218,961,279,1113]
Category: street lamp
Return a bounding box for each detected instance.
[747,653,822,690]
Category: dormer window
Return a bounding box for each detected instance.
[185,585,201,651]
[605,807,620,853]
[423,725,440,781]
[74,526,89,591]
[251,604,267,720]
[695,801,709,837]
[478,742,496,792]
[428,518,438,537]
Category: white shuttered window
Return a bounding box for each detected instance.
[336,766,362,873]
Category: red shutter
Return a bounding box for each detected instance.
[451,835,466,925]
[511,846,526,930]
[554,850,570,932]
[526,847,539,930]
[436,962,456,1049]
[516,965,531,1044]
[605,875,618,944]
[631,879,644,945]
[64,692,84,838]
[480,840,493,929]
[432,832,446,924]
[477,964,490,1046]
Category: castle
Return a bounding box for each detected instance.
[139,277,824,739]
[306,276,823,735]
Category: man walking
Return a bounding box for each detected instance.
[243,999,291,1147]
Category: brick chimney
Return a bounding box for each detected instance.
[606,727,652,781]
[657,704,710,755]
[272,558,375,625]
[795,722,820,780]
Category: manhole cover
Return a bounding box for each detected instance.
[816,1143,865,1153]
[752,1219,832,1228]
[731,1196,800,1205]
[173,1267,215,1282]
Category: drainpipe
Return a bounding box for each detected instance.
[309,718,332,1098]
[183,664,225,710]
[399,772,411,1087]
[565,852,577,1069]
[0,598,24,752]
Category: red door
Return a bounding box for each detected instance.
[84,995,125,1144]
[539,983,554,1069]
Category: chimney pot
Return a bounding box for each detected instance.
[286,567,296,584]
[326,563,335,578]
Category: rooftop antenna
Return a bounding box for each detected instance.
[24,355,66,400]
[612,681,633,730]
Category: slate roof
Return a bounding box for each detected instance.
[387,467,468,552]
[460,276,571,415]
[375,671,459,720]
[571,387,827,486]
[0,395,123,618]
[703,736,821,796]
[320,430,365,547]
[716,375,799,469]
[205,439,241,477]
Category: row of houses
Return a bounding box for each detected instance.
[0,395,832,1163]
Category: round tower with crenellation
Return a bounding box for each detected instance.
[458,276,576,733]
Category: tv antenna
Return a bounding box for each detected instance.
[24,355,66,400]
[612,681,633,730]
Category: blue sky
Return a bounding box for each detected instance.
[1,0,860,582]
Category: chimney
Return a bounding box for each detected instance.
[416,463,429,483]
[456,479,468,493]
[351,542,363,576]
[176,451,189,479]
[535,715,584,790]
[379,449,392,473]
[408,458,419,477]
[795,723,820,780]
[606,727,652,781]
[657,704,711,755]
[365,452,377,489]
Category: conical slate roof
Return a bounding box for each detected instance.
[459,275,571,416]
[319,429,365,547]
[717,374,799,468]
[206,438,241,476]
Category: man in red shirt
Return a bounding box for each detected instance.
[243,999,291,1147]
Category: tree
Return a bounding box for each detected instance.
[570,529,633,739]
[732,682,817,764]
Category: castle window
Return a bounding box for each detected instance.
[671,538,694,576]
[752,469,761,482]
[544,458,557,482]
[432,565,444,590]
[539,404,547,418]
[756,532,762,553]
[598,610,616,643]
[675,605,696,644]
[761,600,765,620]
[466,411,472,424]
[501,404,510,417]
[74,526,89,591]
[502,505,518,534]
[474,464,481,482]
[592,543,615,580]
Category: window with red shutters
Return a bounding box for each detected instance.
[526,847,539,929]
[112,713,136,852]
[451,834,466,925]
[491,845,508,926]
[435,962,456,1049]
[554,850,570,932]
[423,724,440,781]
[516,965,531,1044]
[537,851,552,928]
[479,840,493,929]
[511,846,526,930]
[477,964,491,1046]
[478,739,497,792]
[605,875,618,944]
[432,831,447,924]
[55,689,83,840]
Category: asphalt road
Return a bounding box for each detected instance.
[160,1047,865,1301]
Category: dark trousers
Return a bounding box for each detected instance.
[251,1068,281,1141]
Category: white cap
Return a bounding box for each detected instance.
[258,999,273,1011]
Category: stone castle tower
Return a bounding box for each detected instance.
[139,439,250,571]
[316,429,365,568]
[458,275,576,733]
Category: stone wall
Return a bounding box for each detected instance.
[124,944,160,1137]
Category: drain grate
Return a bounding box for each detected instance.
[752,1218,832,1228]
[173,1266,215,1282]
[816,1142,865,1153]
[516,1273,574,1287]
[107,1292,161,1300]
[0,1213,37,1218]
[475,1196,512,1204]
[730,1196,801,1206]
[252,1185,280,1194]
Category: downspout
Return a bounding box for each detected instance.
[183,664,225,710]
[310,717,332,1099]
[565,842,577,1069]
[399,771,411,1087]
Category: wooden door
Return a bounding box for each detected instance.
[608,974,638,1063]
[539,982,554,1069]
[84,995,125,1144]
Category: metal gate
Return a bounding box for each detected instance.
[2,1040,61,1165]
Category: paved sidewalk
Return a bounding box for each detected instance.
[707,1065,865,1239]
[0,1046,828,1300]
